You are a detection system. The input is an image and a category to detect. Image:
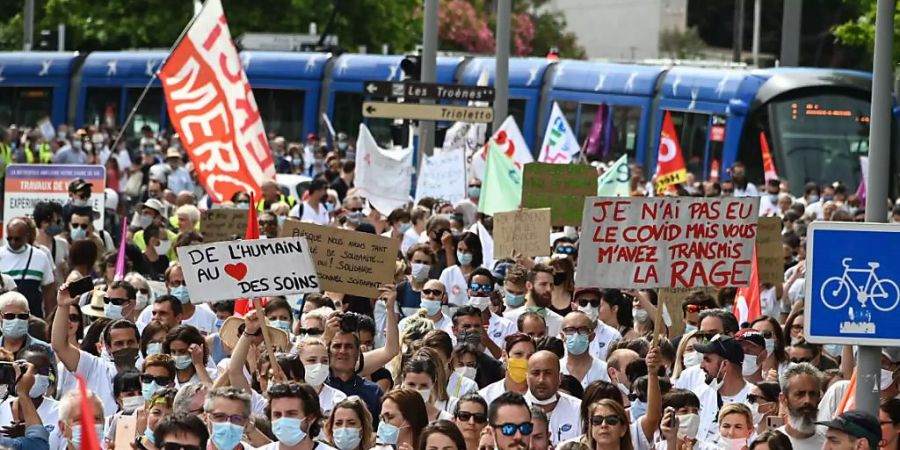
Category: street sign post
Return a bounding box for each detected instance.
[363,80,495,102]
[805,222,900,347]
[362,101,494,123]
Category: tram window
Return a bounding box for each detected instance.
[487,98,528,138]
[0,87,53,129]
[84,88,121,127]
[332,92,363,141]
[254,88,305,141]
[577,104,641,161]
[667,111,710,181]
[126,88,163,138]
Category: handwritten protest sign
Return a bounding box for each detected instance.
[200,208,249,243]
[177,237,319,303]
[280,220,399,298]
[658,287,718,338]
[756,217,783,286]
[522,163,596,226]
[493,208,551,258]
[415,149,467,203]
[576,197,759,289]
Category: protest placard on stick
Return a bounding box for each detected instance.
[756,217,784,286]
[493,208,552,258]
[521,163,597,226]
[200,208,249,243]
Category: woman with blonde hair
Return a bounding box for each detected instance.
[671,330,705,381]
[325,396,375,450]
[296,337,346,416]
[401,348,453,422]
[715,403,754,450]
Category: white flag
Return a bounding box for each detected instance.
[416,149,467,203]
[355,124,413,214]
[469,116,533,181]
[596,154,631,196]
[538,102,579,164]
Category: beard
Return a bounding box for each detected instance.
[531,289,551,307]
[788,408,817,434]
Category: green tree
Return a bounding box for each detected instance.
[833,0,900,68]
[659,27,707,59]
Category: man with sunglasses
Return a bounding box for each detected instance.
[154,413,209,450]
[0,292,53,361]
[465,269,515,357]
[488,392,532,450]
[559,311,611,389]
[570,288,621,361]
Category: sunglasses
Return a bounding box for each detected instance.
[590,414,623,426]
[747,394,770,404]
[162,445,201,450]
[555,246,576,255]
[297,328,323,336]
[104,297,130,306]
[71,223,89,230]
[456,411,487,423]
[141,374,173,386]
[469,283,493,294]
[577,298,601,308]
[422,289,444,296]
[493,422,533,436]
[790,357,811,364]
[684,304,709,314]
[1,313,29,321]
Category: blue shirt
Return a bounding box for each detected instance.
[0,335,56,366]
[326,372,383,421]
[0,424,49,450]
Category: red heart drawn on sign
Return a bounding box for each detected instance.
[224,263,248,281]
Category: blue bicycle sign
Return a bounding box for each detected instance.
[820,258,900,311]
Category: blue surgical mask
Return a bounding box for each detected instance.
[214,318,225,332]
[338,142,349,151]
[332,427,362,450]
[630,399,647,420]
[47,224,63,236]
[325,202,336,213]
[684,323,698,334]
[456,251,473,266]
[565,334,590,355]
[1,319,28,339]
[71,424,105,449]
[505,292,525,308]
[468,186,481,198]
[399,222,412,234]
[171,286,190,304]
[104,303,124,320]
[70,226,88,240]
[211,422,244,450]
[270,320,291,332]
[173,354,192,370]
[421,299,442,316]
[142,381,162,401]
[272,417,306,446]
[376,421,400,445]
[143,427,155,445]
[146,342,162,356]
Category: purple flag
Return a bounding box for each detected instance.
[114,220,127,281]
[584,104,608,159]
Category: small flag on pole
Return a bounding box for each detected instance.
[234,193,259,316]
[76,374,101,450]
[654,111,688,193]
[733,247,761,325]
[113,220,128,282]
[760,132,779,182]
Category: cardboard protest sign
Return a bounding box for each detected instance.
[280,220,399,298]
[415,149,467,203]
[177,237,319,303]
[658,287,718,338]
[522,162,596,226]
[200,208,249,243]
[576,197,759,289]
[493,208,552,259]
[4,165,106,234]
[756,217,784,286]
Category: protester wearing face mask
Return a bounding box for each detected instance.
[750,316,789,380]
[682,291,718,335]
[715,404,755,450]
[136,264,218,335]
[503,265,563,338]
[398,279,452,336]
[402,354,454,422]
[596,287,638,341]
[132,199,178,259]
[776,363,825,450]
[571,289,622,361]
[134,387,177,450]
[112,371,144,416]
[1,217,56,319]
[451,308,506,389]
[692,335,754,441]
[605,348,639,407]
[524,350,582,444]
[0,292,53,361]
[163,325,214,387]
[748,382,781,433]
[559,311,612,390]
[440,232,485,310]
[297,338,346,417]
[58,387,106,450]
[290,179,329,225]
[501,264,529,313]
[264,297,294,336]
[139,222,172,282]
[672,330,705,382]
[759,179,782,216]
[659,390,702,450]
[396,244,436,317]
[452,393,489,450]
[0,346,60,449]
[374,389,428,450]
[33,201,70,281]
[548,257,575,317]
[140,354,176,403]
[259,383,334,450]
[479,333,536,405]
[62,178,93,220]
[463,269,515,356]
[325,396,374,450]
[203,387,253,450]
[735,329,769,384]
[629,289,658,337]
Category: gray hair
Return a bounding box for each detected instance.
[124,272,149,289]
[173,382,208,414]
[780,362,823,395]
[530,405,549,426]
[0,291,28,313]
[203,387,251,417]
[59,389,101,420]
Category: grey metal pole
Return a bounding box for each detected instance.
[57,23,65,51]
[419,0,438,158]
[857,0,894,415]
[494,0,510,131]
[732,0,745,63]
[780,0,802,66]
[23,0,34,51]
[752,0,761,66]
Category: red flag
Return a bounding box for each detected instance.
[233,193,260,315]
[760,132,779,182]
[837,370,857,414]
[710,159,720,181]
[733,247,761,325]
[76,375,101,450]
[654,111,688,193]
[159,0,275,203]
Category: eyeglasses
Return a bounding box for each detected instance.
[790,357,811,364]
[141,374,173,386]
[68,314,81,322]
[791,324,804,331]
[1,313,29,320]
[422,289,444,296]
[104,297,130,306]
[684,304,710,314]
[469,283,493,294]
[562,327,592,336]
[758,330,773,339]
[297,328,323,336]
[71,223,89,230]
[208,412,247,426]
[492,422,533,436]
[555,246,576,255]
[456,411,487,423]
[590,415,623,426]
[162,444,202,450]
[259,220,277,226]
[577,298,601,308]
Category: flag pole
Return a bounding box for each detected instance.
[108,1,211,153]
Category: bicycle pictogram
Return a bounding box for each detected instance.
[820,258,900,312]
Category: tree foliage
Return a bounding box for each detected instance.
[832,0,900,68]
[659,27,707,59]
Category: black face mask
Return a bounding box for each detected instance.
[553,272,567,286]
[112,347,140,372]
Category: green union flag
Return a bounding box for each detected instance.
[478,142,522,216]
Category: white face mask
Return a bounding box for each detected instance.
[742,354,759,376]
[764,338,775,355]
[683,350,702,368]
[633,308,650,323]
[304,363,329,387]
[154,240,172,255]
[468,296,491,311]
[677,413,700,439]
[718,436,747,450]
[881,368,896,390]
[455,366,476,380]
[748,402,765,425]
[122,395,144,414]
[135,292,149,310]
[578,305,599,322]
[29,374,50,398]
[417,388,432,403]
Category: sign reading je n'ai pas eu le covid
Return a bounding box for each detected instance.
[177,237,319,303]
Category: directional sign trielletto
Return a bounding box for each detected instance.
[362,101,494,123]
[363,80,495,102]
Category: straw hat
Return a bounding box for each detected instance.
[81,289,108,318]
[219,316,291,352]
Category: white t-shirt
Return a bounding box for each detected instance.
[136,302,218,335]
[292,201,329,225]
[446,371,479,399]
[0,396,61,450]
[560,355,611,389]
[75,350,120,416]
[439,265,469,308]
[478,379,508,406]
[591,322,622,361]
[0,244,55,286]
[487,313,517,350]
[257,441,337,450]
[776,426,827,450]
[542,393,582,445]
[674,365,706,390]
[721,381,754,405]
[401,228,420,254]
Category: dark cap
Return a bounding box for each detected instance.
[817,411,882,448]
[68,178,92,193]
[694,334,744,365]
[574,288,602,300]
[735,329,766,349]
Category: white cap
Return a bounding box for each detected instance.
[105,188,119,211]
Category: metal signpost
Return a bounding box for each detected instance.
[362,101,494,123]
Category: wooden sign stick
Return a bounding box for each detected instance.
[253,297,285,381]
